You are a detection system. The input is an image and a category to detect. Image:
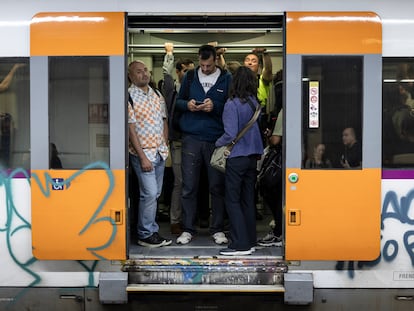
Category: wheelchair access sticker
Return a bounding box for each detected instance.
[52,178,65,190]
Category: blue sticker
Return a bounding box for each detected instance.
[52,178,64,190]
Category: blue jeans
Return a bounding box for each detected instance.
[225,155,257,250]
[129,153,165,239]
[181,135,225,235]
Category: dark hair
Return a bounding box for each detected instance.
[176,58,194,71]
[229,66,258,101]
[198,45,217,61]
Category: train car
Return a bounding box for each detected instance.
[1,0,414,309]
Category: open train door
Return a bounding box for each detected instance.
[30,12,127,260]
[284,12,382,260]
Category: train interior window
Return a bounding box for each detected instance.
[302,56,363,169]
[383,58,414,167]
[126,15,284,257]
[49,57,109,169]
[0,59,29,171]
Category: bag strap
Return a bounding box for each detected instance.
[129,87,161,108]
[227,98,261,151]
[128,93,133,108]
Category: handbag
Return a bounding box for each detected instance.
[210,99,261,173]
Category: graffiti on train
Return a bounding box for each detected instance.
[31,161,118,260]
[0,162,116,289]
[337,188,414,278]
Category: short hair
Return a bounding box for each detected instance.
[198,44,217,61]
[128,60,145,73]
[175,58,194,71]
[226,61,241,75]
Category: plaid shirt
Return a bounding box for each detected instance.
[128,85,168,161]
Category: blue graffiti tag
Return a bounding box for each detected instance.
[0,163,120,304]
[337,189,414,278]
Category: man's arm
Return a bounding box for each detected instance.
[269,135,282,146]
[0,64,24,92]
[269,109,282,146]
[128,123,152,171]
[163,42,174,76]
[261,52,273,83]
[253,48,273,84]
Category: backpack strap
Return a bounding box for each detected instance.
[181,69,195,100]
[152,87,161,98]
[128,93,133,108]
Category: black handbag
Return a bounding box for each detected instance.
[257,144,282,194]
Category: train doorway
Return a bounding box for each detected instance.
[126,14,284,262]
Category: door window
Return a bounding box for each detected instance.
[383,58,414,167]
[0,59,30,170]
[302,56,363,169]
[49,57,109,169]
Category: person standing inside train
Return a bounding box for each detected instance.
[162,42,195,235]
[215,66,264,256]
[244,48,273,108]
[128,60,172,248]
[175,44,232,245]
[257,108,284,247]
[244,48,273,220]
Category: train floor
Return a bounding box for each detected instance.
[128,199,283,259]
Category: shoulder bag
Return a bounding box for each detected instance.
[210,100,261,173]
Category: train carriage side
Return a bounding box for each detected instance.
[0,3,414,310]
[28,10,383,303]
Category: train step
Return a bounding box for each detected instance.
[122,257,288,287]
[126,283,285,293]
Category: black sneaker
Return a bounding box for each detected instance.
[257,231,282,247]
[154,232,172,246]
[138,232,171,248]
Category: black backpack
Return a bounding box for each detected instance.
[171,69,195,133]
[257,144,282,195]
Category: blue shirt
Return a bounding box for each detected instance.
[215,96,264,158]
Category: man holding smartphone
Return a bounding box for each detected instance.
[175,44,232,245]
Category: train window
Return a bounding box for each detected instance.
[0,59,30,171]
[49,57,109,169]
[302,56,363,169]
[383,58,414,168]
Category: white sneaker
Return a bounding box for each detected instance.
[219,248,252,256]
[212,232,228,245]
[176,231,192,245]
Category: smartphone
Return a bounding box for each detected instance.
[195,101,204,105]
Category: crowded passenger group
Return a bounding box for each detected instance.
[127,42,283,255]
